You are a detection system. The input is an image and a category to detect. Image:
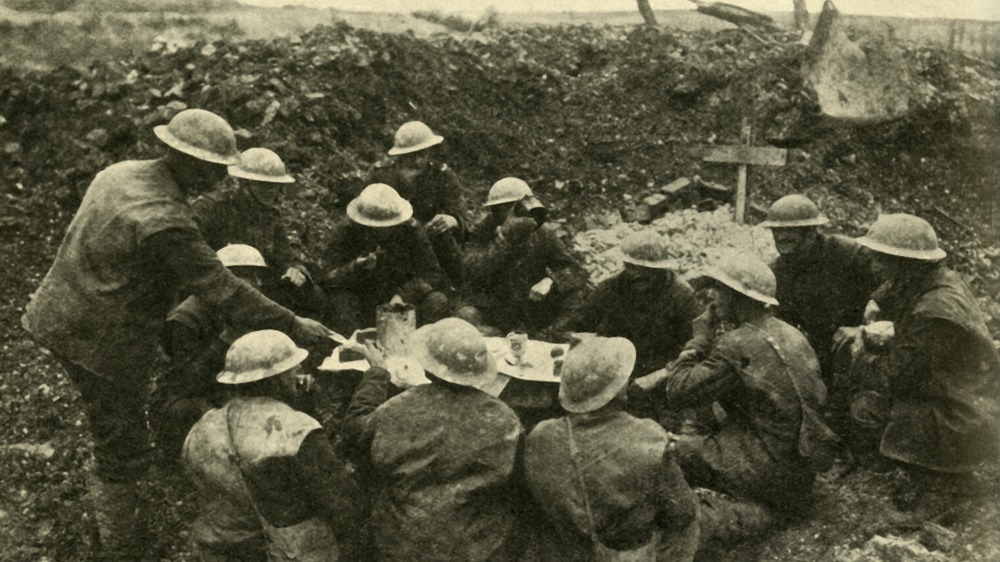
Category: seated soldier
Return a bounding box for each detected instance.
[641,255,838,549]
[460,177,590,335]
[151,243,268,460]
[760,194,878,382]
[840,214,999,510]
[555,229,700,376]
[524,336,699,562]
[319,183,450,334]
[368,121,469,287]
[182,330,362,562]
[192,147,327,316]
[342,318,531,562]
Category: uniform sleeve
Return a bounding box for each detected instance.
[189,193,226,251]
[141,228,296,334]
[319,222,365,289]
[341,367,392,465]
[654,445,700,561]
[554,278,614,334]
[438,167,469,239]
[663,337,743,408]
[883,317,959,396]
[408,223,448,290]
[296,430,365,539]
[537,227,591,299]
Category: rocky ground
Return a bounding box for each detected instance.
[1,11,999,561]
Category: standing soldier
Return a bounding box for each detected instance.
[369,121,469,287]
[193,147,327,317]
[21,109,333,559]
[759,194,878,381]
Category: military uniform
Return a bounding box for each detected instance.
[463,215,591,334]
[525,406,700,562]
[369,160,468,286]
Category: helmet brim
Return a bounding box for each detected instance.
[216,347,309,385]
[346,198,414,227]
[621,255,677,270]
[855,236,946,261]
[758,216,829,228]
[228,166,295,184]
[704,267,779,306]
[387,135,444,156]
[154,126,240,165]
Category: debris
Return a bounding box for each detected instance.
[3,442,56,460]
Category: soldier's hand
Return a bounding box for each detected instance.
[691,303,719,342]
[632,368,670,392]
[498,216,536,247]
[292,316,343,346]
[355,252,378,270]
[282,267,308,287]
[427,214,458,234]
[863,299,881,324]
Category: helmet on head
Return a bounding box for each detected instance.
[621,230,675,269]
[228,148,294,183]
[409,318,498,390]
[388,121,444,156]
[347,183,414,227]
[217,330,308,385]
[559,337,636,413]
[153,109,240,165]
[758,195,829,228]
[856,214,946,261]
[217,244,267,268]
[485,177,533,207]
[704,254,779,306]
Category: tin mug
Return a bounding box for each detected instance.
[507,331,528,365]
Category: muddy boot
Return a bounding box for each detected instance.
[88,475,147,561]
[694,488,776,549]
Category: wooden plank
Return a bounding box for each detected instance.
[734,120,750,224]
[702,145,787,166]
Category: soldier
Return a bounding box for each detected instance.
[461,177,591,335]
[183,330,362,561]
[193,147,327,316]
[652,255,838,548]
[555,229,700,376]
[843,214,1000,510]
[21,109,333,559]
[151,243,268,461]
[760,194,878,381]
[342,318,531,562]
[369,121,469,286]
[525,336,700,562]
[319,183,450,334]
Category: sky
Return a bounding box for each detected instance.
[239,0,1000,22]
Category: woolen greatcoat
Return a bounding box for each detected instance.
[183,396,362,562]
[368,160,469,286]
[557,271,701,375]
[23,159,294,381]
[525,407,700,562]
[463,216,591,333]
[868,265,1000,472]
[348,379,528,562]
[770,234,878,376]
[665,315,837,510]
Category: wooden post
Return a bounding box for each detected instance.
[701,119,787,224]
[637,0,658,27]
[735,119,751,223]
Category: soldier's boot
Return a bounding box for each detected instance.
[695,488,776,549]
[88,475,147,561]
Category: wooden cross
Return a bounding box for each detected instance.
[702,118,787,223]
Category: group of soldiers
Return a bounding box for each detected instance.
[21,107,1000,561]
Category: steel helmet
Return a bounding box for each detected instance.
[217,330,308,385]
[216,244,267,268]
[758,195,829,228]
[559,336,636,413]
[485,177,533,207]
[347,183,414,227]
[387,121,444,156]
[621,230,675,269]
[153,108,240,165]
[228,148,294,183]
[408,318,498,390]
[704,254,779,306]
[855,213,946,261]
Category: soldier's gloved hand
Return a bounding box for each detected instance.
[427,214,458,234]
[282,266,308,287]
[497,216,536,247]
